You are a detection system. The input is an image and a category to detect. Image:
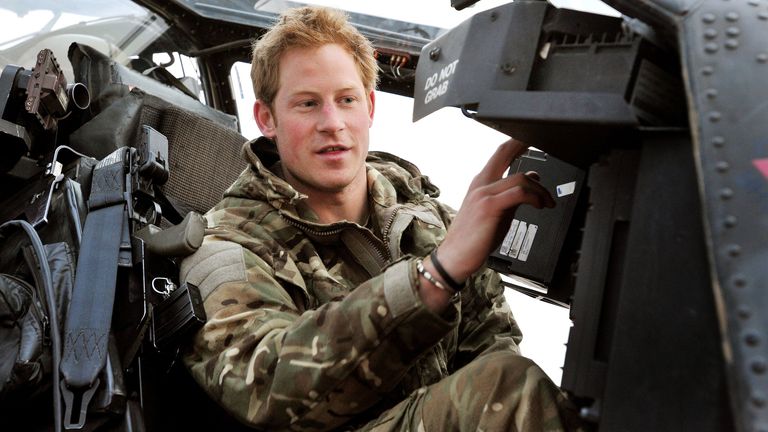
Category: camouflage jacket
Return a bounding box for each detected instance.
[180,137,523,431]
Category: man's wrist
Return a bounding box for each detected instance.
[429,249,465,291]
[416,258,455,294]
[415,258,457,313]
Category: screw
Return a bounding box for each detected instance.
[500,63,516,74]
[429,47,441,61]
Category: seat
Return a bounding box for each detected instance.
[67,42,248,217]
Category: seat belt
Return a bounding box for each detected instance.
[60,147,131,429]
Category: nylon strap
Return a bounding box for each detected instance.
[60,147,129,429]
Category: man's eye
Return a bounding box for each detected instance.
[341,96,356,104]
[299,100,317,108]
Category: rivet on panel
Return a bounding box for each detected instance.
[704,28,718,39]
[702,65,715,75]
[753,392,767,408]
[751,358,767,374]
[738,306,751,319]
[748,0,759,5]
[745,331,761,346]
[725,39,739,50]
[757,53,768,63]
[725,11,739,21]
[706,88,718,98]
[726,26,741,37]
[702,13,717,23]
[712,136,726,147]
[716,161,730,172]
[733,275,747,288]
[723,215,737,228]
[709,111,722,122]
[760,11,768,20]
[705,42,719,53]
[726,243,741,256]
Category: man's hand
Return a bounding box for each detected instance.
[418,139,555,312]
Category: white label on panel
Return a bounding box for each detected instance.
[508,221,528,259]
[517,224,538,262]
[499,219,520,256]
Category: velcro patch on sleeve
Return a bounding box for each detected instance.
[180,240,247,301]
[383,259,420,319]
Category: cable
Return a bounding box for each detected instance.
[0,220,61,432]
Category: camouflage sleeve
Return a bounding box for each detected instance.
[427,198,524,369]
[180,237,458,430]
[451,268,524,370]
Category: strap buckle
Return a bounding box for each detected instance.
[60,378,100,429]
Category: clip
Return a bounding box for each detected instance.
[151,277,176,298]
[60,378,100,429]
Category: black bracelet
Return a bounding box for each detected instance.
[430,249,464,292]
[416,259,450,292]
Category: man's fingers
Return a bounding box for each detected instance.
[474,172,555,208]
[499,183,555,210]
[473,139,528,186]
[525,170,540,181]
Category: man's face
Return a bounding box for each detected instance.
[254,43,375,196]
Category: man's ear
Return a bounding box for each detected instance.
[367,90,376,127]
[254,99,276,138]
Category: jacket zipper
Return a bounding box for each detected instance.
[281,212,392,264]
[281,215,345,237]
[381,207,400,244]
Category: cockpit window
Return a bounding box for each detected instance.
[0,0,168,82]
[170,0,449,55]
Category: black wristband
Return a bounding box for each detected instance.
[430,249,464,292]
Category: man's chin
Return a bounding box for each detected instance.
[290,177,354,195]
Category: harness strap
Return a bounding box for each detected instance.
[60,147,129,429]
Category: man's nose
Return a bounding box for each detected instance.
[317,103,344,132]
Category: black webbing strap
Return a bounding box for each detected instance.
[60,147,129,429]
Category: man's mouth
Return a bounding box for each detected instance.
[318,146,347,153]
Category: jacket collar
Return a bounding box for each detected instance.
[225,136,441,229]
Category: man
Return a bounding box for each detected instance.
[181,6,580,431]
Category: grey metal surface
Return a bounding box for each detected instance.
[413,2,549,121]
[605,1,768,431]
[599,134,733,431]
